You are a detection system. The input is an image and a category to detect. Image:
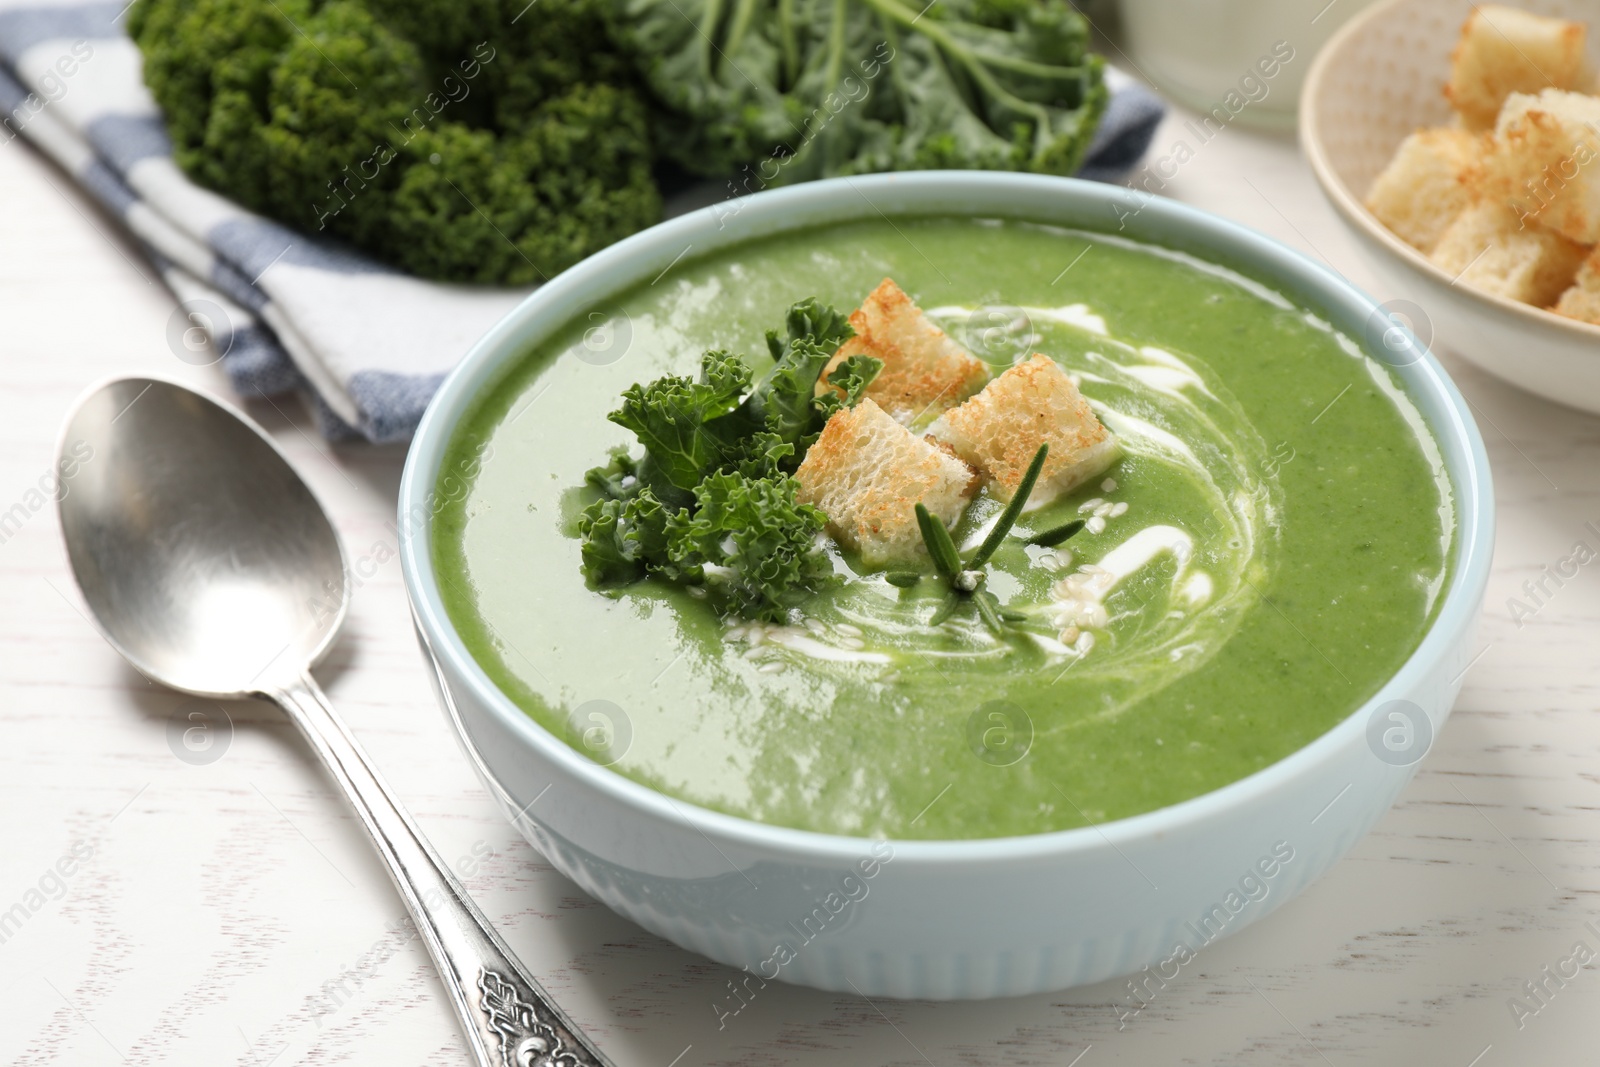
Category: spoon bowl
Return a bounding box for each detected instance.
[58,378,345,697]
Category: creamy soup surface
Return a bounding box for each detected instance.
[434,217,1454,840]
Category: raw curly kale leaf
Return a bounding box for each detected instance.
[579,299,851,618]
[129,0,660,284]
[722,425,797,479]
[609,0,1108,182]
[816,353,884,417]
[735,339,834,446]
[724,297,858,445]
[663,471,831,621]
[607,350,752,496]
[577,485,675,584]
[584,447,641,500]
[622,487,675,562]
[781,299,856,353]
[576,497,637,584]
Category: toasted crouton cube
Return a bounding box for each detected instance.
[1429,200,1589,305]
[928,354,1119,508]
[1445,6,1590,130]
[794,398,977,566]
[1366,127,1489,252]
[1554,248,1600,325]
[820,278,989,424]
[1481,90,1600,244]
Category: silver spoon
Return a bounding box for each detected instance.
[56,377,611,1067]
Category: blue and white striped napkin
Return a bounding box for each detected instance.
[0,0,1164,442]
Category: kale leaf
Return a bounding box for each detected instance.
[576,497,636,583]
[607,350,751,496]
[585,446,641,499]
[723,297,858,445]
[129,0,660,285]
[579,299,854,620]
[722,425,797,480]
[664,471,831,620]
[817,353,884,417]
[781,299,856,352]
[732,336,834,446]
[576,485,675,584]
[609,0,1108,182]
[130,0,1107,286]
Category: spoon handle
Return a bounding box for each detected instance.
[266,672,612,1067]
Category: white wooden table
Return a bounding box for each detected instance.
[3,92,1596,1067]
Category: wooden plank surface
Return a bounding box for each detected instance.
[2,96,1596,1067]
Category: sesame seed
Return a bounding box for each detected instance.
[1101,478,1117,492]
[1109,502,1129,517]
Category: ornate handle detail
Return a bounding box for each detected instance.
[478,968,595,1067]
[266,672,612,1067]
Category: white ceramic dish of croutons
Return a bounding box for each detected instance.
[1302,0,1600,415]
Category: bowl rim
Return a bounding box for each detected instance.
[399,170,1495,864]
[1298,0,1600,341]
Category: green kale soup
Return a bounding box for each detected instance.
[432,217,1454,840]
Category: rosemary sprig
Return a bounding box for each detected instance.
[1027,518,1085,547]
[972,590,1005,634]
[928,594,962,626]
[904,442,1053,633]
[915,502,963,578]
[970,443,1049,568]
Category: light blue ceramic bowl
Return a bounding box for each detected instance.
[399,172,1494,1000]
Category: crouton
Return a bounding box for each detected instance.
[820,278,989,424]
[794,398,977,566]
[928,354,1119,508]
[1445,6,1590,130]
[1366,127,1488,251]
[1429,199,1589,305]
[1480,90,1600,244]
[1553,247,1600,325]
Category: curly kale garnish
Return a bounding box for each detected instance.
[722,298,859,445]
[577,299,856,621]
[576,485,676,584]
[817,353,885,418]
[584,446,640,500]
[607,350,750,497]
[664,471,831,620]
[723,425,797,480]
